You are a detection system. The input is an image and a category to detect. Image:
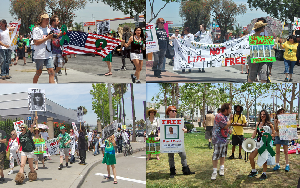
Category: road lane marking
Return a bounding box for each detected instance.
[95,173,146,184]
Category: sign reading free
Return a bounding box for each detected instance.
[249,36,276,64]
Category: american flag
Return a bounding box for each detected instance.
[62,31,121,58]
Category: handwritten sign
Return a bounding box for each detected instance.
[249,36,274,45]
[45,138,59,155]
[146,23,159,54]
[33,138,46,154]
[102,121,117,140]
[277,114,298,140]
[13,120,24,136]
[293,17,300,30]
[159,118,184,153]
[249,36,276,64]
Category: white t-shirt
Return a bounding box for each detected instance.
[171,34,181,40]
[40,132,49,141]
[250,29,268,36]
[32,26,52,59]
[0,28,10,49]
[88,131,93,141]
[184,33,194,42]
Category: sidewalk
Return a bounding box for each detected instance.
[0,141,145,188]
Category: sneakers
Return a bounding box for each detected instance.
[285,165,290,172]
[219,168,224,176]
[1,76,5,80]
[0,177,4,182]
[239,155,243,159]
[248,171,258,177]
[136,80,141,84]
[54,74,58,83]
[228,155,234,159]
[66,162,68,167]
[259,173,267,180]
[131,74,136,83]
[273,165,280,171]
[58,163,63,170]
[284,77,288,82]
[289,79,293,82]
[120,66,127,71]
[8,170,13,175]
[5,75,11,79]
[211,172,217,180]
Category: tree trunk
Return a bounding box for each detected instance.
[176,83,179,109]
[164,85,167,113]
[122,84,125,125]
[172,84,175,106]
[289,83,296,113]
[131,83,136,142]
[230,83,233,106]
[108,84,113,124]
[202,84,206,122]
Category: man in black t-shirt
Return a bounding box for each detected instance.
[0,129,7,182]
[120,26,135,70]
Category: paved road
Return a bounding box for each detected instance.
[4,54,146,83]
[0,140,145,188]
[81,150,146,188]
[146,59,300,83]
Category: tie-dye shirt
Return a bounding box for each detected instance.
[212,113,229,145]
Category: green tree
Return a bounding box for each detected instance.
[179,0,212,34]
[148,0,178,23]
[72,22,83,31]
[46,0,87,27]
[113,84,128,124]
[9,0,46,34]
[78,106,88,115]
[211,0,246,41]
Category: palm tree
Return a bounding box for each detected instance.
[131,83,136,142]
[73,22,83,31]
[108,84,113,124]
[113,84,128,124]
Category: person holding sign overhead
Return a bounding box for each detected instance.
[166,106,195,178]
[57,126,71,170]
[32,93,45,111]
[273,108,290,172]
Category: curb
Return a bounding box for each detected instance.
[71,146,146,188]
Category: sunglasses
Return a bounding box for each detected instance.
[20,127,25,129]
[70,131,73,132]
[160,22,165,24]
[175,31,179,32]
[170,110,177,113]
[11,134,15,136]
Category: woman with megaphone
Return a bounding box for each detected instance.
[248,110,275,180]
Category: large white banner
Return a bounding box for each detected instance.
[174,34,252,70]
[146,23,159,54]
[278,114,298,140]
[159,118,184,153]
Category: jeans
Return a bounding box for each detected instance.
[70,155,75,163]
[153,49,167,70]
[116,139,123,153]
[284,58,296,74]
[168,152,187,168]
[94,142,100,155]
[0,49,11,76]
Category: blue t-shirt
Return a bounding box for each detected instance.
[50,26,62,54]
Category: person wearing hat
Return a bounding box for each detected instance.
[33,127,45,170]
[203,110,215,149]
[146,108,160,161]
[57,126,71,170]
[228,105,247,160]
[32,12,55,83]
[248,21,268,83]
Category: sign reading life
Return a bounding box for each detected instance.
[249,36,276,64]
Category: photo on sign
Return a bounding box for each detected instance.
[77,107,83,122]
[165,125,179,139]
[28,89,46,111]
[145,30,153,41]
[97,20,110,35]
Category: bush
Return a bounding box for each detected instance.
[185,123,194,132]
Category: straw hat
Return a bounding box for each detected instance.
[147,108,157,116]
[252,21,267,30]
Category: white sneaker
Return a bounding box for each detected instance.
[219,168,224,176]
[8,170,13,175]
[211,172,217,180]
[32,61,35,63]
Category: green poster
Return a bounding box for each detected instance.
[33,138,46,154]
[249,36,274,45]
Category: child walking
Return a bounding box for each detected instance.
[102,135,117,184]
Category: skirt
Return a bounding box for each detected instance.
[102,153,116,165]
[102,53,112,62]
[146,136,160,155]
[274,136,289,145]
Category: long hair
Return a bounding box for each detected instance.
[36,12,48,27]
[258,110,271,125]
[133,27,145,41]
[275,108,285,120]
[33,93,44,106]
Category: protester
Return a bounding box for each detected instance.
[211,103,233,180]
[194,24,211,72]
[33,128,45,170]
[115,126,123,153]
[240,30,249,74]
[6,130,21,175]
[181,27,194,73]
[248,110,275,180]
[123,27,145,83]
[146,108,160,161]
[39,128,49,160]
[166,106,195,178]
[0,127,7,182]
[78,126,87,165]
[15,34,27,66]
[92,130,100,156]
[99,133,105,157]
[276,35,298,82]
[228,105,247,160]
[69,129,77,164]
[120,26,134,71]
[50,15,63,83]
[102,135,117,184]
[0,19,16,80]
[203,110,215,149]
[87,129,93,151]
[32,13,55,83]
[152,18,168,78]
[57,126,71,170]
[273,108,290,172]
[248,21,268,83]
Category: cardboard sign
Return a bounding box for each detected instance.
[28,88,46,111]
[97,20,110,35]
[249,36,276,63]
[159,118,184,153]
[45,138,59,155]
[33,138,46,154]
[77,107,83,122]
[277,114,298,140]
[146,23,159,54]
[102,121,117,140]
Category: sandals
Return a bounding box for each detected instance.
[105,176,112,180]
[113,181,118,184]
[105,72,112,76]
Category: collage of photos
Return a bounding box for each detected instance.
[0,0,299,188]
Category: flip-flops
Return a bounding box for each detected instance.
[105,176,112,180]
[105,72,112,76]
[113,181,118,184]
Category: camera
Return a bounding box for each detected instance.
[48,30,58,39]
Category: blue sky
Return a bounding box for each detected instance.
[0,0,130,24]
[0,84,146,126]
[146,0,271,28]
[146,83,299,112]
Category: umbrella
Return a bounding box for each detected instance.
[246,16,283,38]
[36,124,49,129]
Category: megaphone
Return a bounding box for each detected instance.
[242,138,256,153]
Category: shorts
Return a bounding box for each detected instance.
[212,143,228,160]
[248,61,267,81]
[205,130,212,139]
[267,62,273,68]
[35,58,54,70]
[17,48,25,59]
[21,151,35,158]
[52,54,64,67]
[59,148,70,157]
[274,136,289,145]
[27,48,32,53]
[232,135,244,146]
[130,53,143,60]
[34,154,44,162]
[0,151,4,170]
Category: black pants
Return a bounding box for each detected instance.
[122,49,134,67]
[79,149,86,162]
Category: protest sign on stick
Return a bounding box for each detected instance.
[45,138,59,155]
[102,121,117,140]
[146,23,159,54]
[28,88,46,111]
[277,114,298,140]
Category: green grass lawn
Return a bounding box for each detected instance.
[146,127,300,188]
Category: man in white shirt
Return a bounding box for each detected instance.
[0,19,16,80]
[170,29,181,46]
[87,129,93,151]
[32,13,54,83]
